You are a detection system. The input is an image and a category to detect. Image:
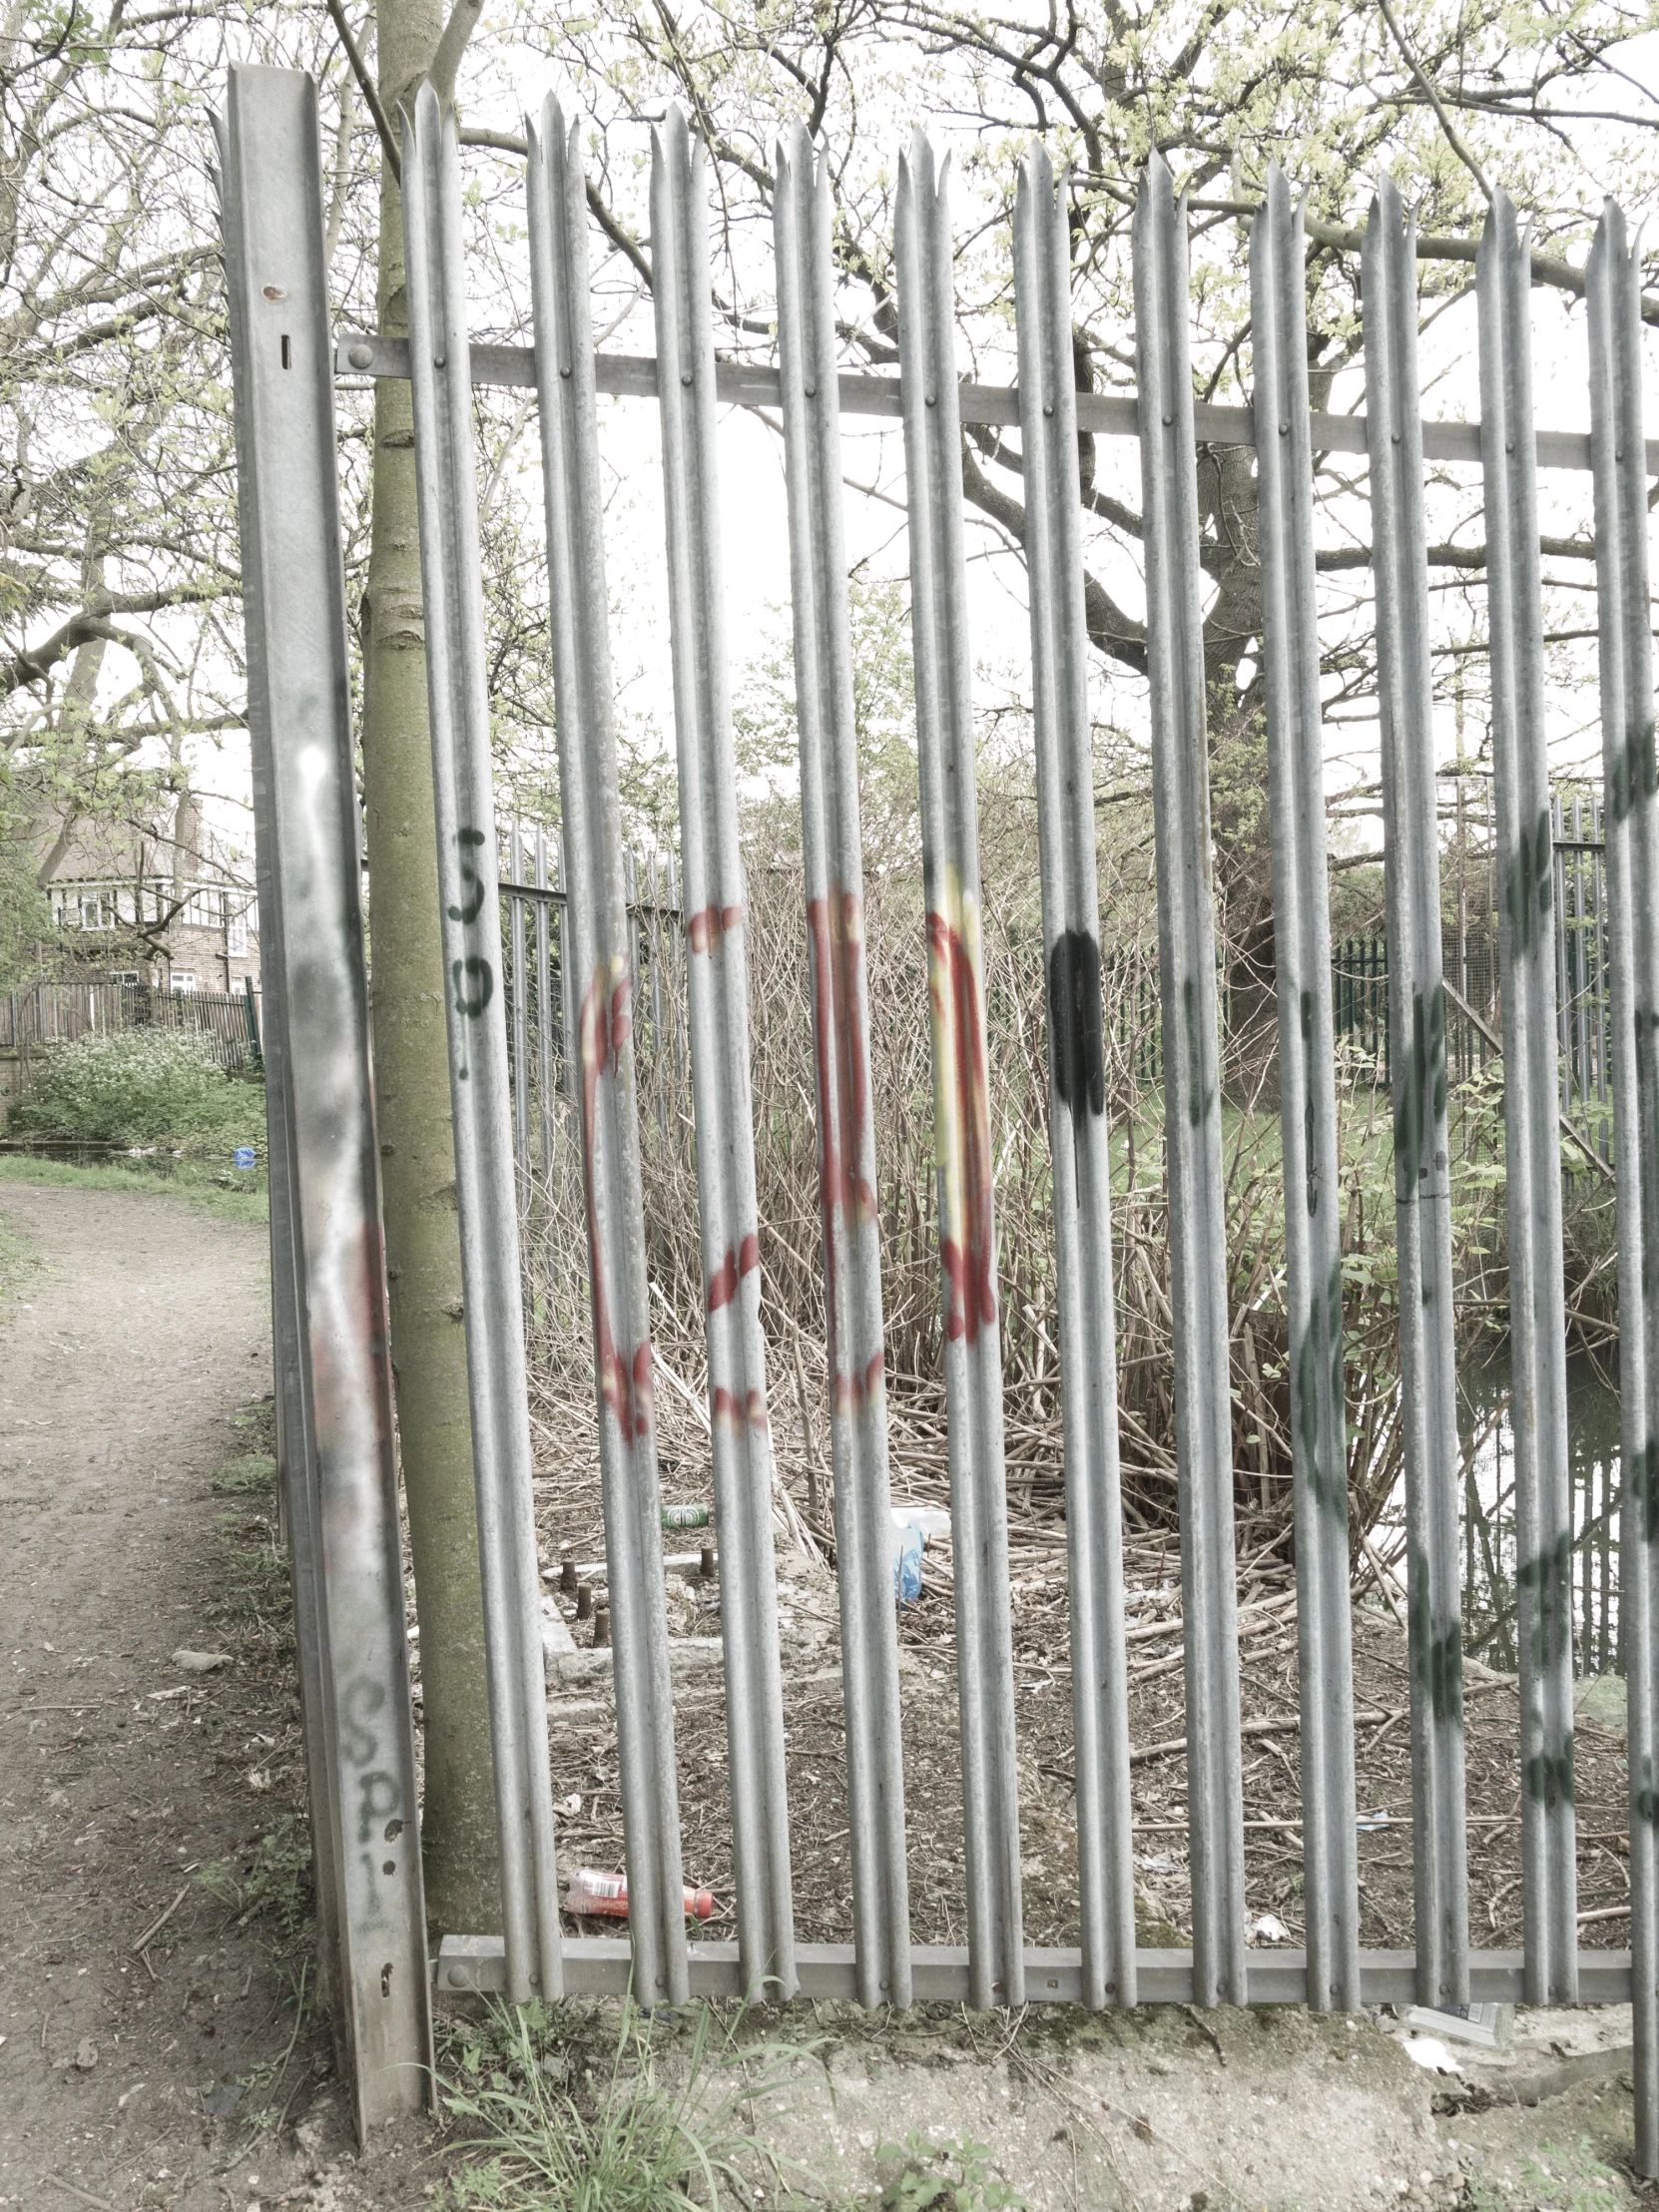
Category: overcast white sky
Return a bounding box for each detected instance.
[192,24,1659,876]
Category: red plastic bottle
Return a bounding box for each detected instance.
[565,1867,715,1921]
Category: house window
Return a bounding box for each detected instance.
[171,971,199,995]
[109,971,142,987]
[53,885,118,930]
[227,901,250,957]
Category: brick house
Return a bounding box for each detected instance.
[40,809,260,999]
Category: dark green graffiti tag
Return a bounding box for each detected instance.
[452,955,494,1019]
[1182,976,1215,1128]
[1504,807,1553,958]
[447,826,487,923]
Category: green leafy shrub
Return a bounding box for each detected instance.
[9,1028,263,1149]
[874,2135,1025,2212]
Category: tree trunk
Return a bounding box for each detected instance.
[362,0,500,1938]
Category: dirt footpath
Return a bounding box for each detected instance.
[0,1173,1649,2212]
[0,1179,427,2212]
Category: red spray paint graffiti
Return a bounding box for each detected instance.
[927,902,997,1347]
[707,1232,760,1314]
[807,890,883,1411]
[712,1384,770,1433]
[688,902,742,954]
[580,957,654,1444]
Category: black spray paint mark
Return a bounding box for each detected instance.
[1393,982,1447,1199]
[1504,807,1553,959]
[1300,988,1319,1218]
[1047,928,1105,1119]
[447,825,487,923]
[1607,713,1658,830]
[453,956,494,1021]
[1181,977,1215,1128]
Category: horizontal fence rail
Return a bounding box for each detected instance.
[336,331,1659,475]
[228,64,1659,2162]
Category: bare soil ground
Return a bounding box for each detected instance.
[2,1170,1645,2212]
[0,1178,429,2212]
[525,1361,1634,1961]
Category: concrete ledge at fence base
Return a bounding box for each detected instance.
[544,1628,725,1689]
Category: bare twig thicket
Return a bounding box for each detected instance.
[519,778,1618,1567]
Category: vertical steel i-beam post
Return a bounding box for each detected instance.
[217,80,343,2068]
[773,120,912,2010]
[651,105,796,2002]
[526,95,689,2007]
[1587,197,1659,2175]
[1364,177,1468,2006]
[896,130,1025,2010]
[220,61,431,2131]
[1477,189,1577,2004]
[401,82,563,2005]
[1250,166,1362,2014]
[1133,154,1248,2007]
[1012,142,1137,2010]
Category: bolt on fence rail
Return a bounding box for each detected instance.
[227,64,1659,2164]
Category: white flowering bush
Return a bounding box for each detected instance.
[9,1028,263,1148]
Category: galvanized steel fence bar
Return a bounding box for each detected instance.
[219,63,430,2132]
[1587,199,1659,2175]
[227,61,1659,2159]
[511,818,531,1218]
[535,824,555,1180]
[1251,166,1362,2016]
[1133,153,1247,2009]
[1364,177,1469,2008]
[772,121,911,2011]
[897,131,1025,2010]
[1477,189,1578,2003]
[526,94,688,2008]
[1011,142,1137,2011]
[652,106,797,2003]
[402,83,564,2008]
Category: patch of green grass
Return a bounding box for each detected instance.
[438,1998,826,2211]
[0,1149,269,1225]
[199,1814,313,1945]
[215,1452,276,1494]
[1466,2134,1625,2210]
[0,1199,37,1304]
[872,2135,1025,2212]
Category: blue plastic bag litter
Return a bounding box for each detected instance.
[892,1521,924,1603]
[233,1145,257,1170]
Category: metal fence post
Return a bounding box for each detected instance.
[652,105,797,2002]
[526,94,689,2007]
[1133,153,1248,2008]
[1012,142,1136,2010]
[219,62,430,2130]
[1365,177,1469,2007]
[511,818,531,1220]
[1587,197,1659,2175]
[773,120,911,2010]
[535,824,555,1186]
[1477,188,1578,2003]
[896,129,1024,2010]
[402,81,563,2006]
[1250,165,1362,2014]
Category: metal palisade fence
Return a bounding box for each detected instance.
[221,62,1659,2161]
